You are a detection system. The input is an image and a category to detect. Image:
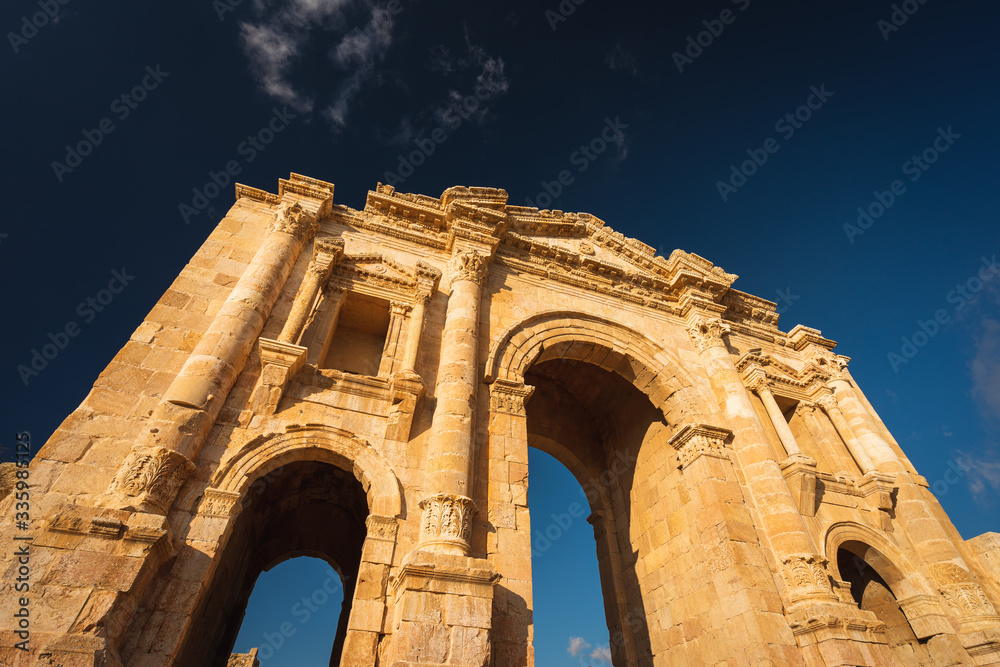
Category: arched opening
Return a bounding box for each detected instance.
[527,447,612,666]
[176,460,369,666]
[232,556,346,664]
[836,542,931,663]
[525,356,669,666]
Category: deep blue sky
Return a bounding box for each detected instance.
[3,1,999,664]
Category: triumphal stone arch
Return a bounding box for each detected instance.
[3,174,1000,666]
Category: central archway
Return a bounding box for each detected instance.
[485,311,721,666]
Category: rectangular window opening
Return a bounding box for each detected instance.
[321,292,391,376]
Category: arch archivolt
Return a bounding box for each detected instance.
[824,521,936,602]
[210,424,403,518]
[486,310,717,425]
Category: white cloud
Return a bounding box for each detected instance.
[970,317,1000,418]
[567,636,591,657]
[590,645,613,663]
[239,0,395,125]
[240,22,314,111]
[324,4,396,132]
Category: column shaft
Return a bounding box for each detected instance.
[400,295,427,375]
[420,250,488,554]
[818,395,876,473]
[756,383,802,457]
[828,377,904,474]
[278,255,331,344]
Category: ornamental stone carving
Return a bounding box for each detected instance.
[939,583,997,618]
[490,380,535,416]
[687,317,730,352]
[781,553,834,600]
[269,201,319,239]
[668,424,733,469]
[111,446,195,513]
[418,493,477,549]
[449,250,488,285]
[199,488,242,518]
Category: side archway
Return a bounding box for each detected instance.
[825,522,935,602]
[139,425,403,667]
[211,424,403,518]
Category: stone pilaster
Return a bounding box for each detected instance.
[686,316,843,613]
[107,200,324,513]
[400,291,429,377]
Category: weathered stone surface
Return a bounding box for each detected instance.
[2,177,998,666]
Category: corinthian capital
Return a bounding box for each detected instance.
[449,250,488,285]
[816,392,840,413]
[418,493,477,550]
[270,201,320,240]
[687,316,731,352]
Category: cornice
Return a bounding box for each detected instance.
[229,176,839,351]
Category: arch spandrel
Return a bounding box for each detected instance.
[210,424,403,518]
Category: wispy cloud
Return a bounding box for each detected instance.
[590,645,613,663]
[431,29,510,127]
[239,0,397,128]
[605,42,638,76]
[970,317,1000,417]
[567,636,591,657]
[958,281,1000,507]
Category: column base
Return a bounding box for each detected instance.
[386,550,500,667]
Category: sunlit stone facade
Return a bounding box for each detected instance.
[2,175,1000,666]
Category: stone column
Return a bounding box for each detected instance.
[826,373,904,475]
[399,291,429,376]
[378,301,411,376]
[797,401,859,477]
[816,393,876,473]
[242,237,343,422]
[107,201,319,513]
[277,236,343,345]
[687,316,838,607]
[418,249,488,555]
[744,370,806,460]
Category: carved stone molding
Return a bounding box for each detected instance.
[489,379,535,416]
[687,317,730,352]
[418,492,477,550]
[198,488,242,518]
[269,201,319,240]
[781,553,835,602]
[314,235,345,261]
[366,514,399,540]
[389,300,412,317]
[668,424,733,469]
[939,582,998,618]
[816,393,840,413]
[449,250,488,285]
[111,446,195,513]
[744,370,769,393]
